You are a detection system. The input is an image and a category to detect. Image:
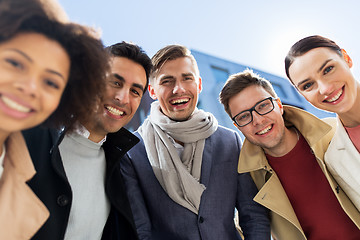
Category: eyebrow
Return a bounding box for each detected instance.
[6,48,67,81]
[182,73,195,77]
[46,69,67,80]
[160,75,174,81]
[296,59,333,88]
[113,73,145,92]
[318,59,332,73]
[6,48,33,62]
[160,72,195,80]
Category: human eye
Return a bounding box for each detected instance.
[301,82,314,91]
[323,66,333,75]
[5,58,23,70]
[258,101,270,110]
[160,78,172,85]
[237,112,250,122]
[109,80,122,88]
[44,78,60,90]
[131,88,141,97]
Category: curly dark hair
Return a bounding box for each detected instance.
[0,0,109,132]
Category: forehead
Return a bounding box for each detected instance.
[289,47,340,80]
[157,57,197,78]
[110,56,146,85]
[0,32,68,60]
[228,85,272,116]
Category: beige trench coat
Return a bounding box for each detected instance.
[238,106,360,240]
[0,132,49,240]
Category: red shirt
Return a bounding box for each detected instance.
[267,132,360,240]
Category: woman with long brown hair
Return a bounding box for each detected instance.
[285,35,360,212]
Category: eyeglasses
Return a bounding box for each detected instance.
[232,97,277,127]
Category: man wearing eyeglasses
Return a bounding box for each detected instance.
[219,69,360,240]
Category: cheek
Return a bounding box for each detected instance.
[105,86,116,98]
[301,92,318,104]
[157,88,168,97]
[44,92,63,114]
[239,125,253,137]
[131,98,142,110]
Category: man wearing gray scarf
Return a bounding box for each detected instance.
[120,45,270,240]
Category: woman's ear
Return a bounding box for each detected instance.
[341,49,353,68]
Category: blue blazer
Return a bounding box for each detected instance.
[120,126,270,240]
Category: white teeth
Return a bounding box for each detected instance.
[1,95,31,113]
[257,125,272,135]
[171,98,189,104]
[325,89,343,102]
[106,106,124,116]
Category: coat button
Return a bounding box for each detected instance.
[199,216,204,223]
[57,195,69,206]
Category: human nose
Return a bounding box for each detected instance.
[115,88,129,104]
[318,80,334,96]
[14,75,39,98]
[173,81,185,94]
[251,110,265,126]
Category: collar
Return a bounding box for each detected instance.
[103,127,139,154]
[52,126,139,152]
[75,124,107,145]
[328,115,353,150]
[239,105,333,173]
[5,132,37,180]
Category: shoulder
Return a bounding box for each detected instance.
[22,126,62,143]
[207,125,242,149]
[22,127,63,165]
[211,125,241,140]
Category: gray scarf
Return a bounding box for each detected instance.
[138,101,218,214]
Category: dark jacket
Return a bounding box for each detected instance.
[121,126,270,240]
[22,126,139,240]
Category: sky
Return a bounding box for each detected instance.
[58,0,360,80]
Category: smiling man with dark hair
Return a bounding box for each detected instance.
[23,41,152,240]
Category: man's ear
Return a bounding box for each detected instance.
[341,49,353,68]
[276,98,284,114]
[198,76,203,93]
[148,84,157,100]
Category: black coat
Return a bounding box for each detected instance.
[22,126,139,240]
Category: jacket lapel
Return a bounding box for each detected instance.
[0,132,49,239]
[199,136,213,187]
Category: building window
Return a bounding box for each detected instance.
[211,66,229,83]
